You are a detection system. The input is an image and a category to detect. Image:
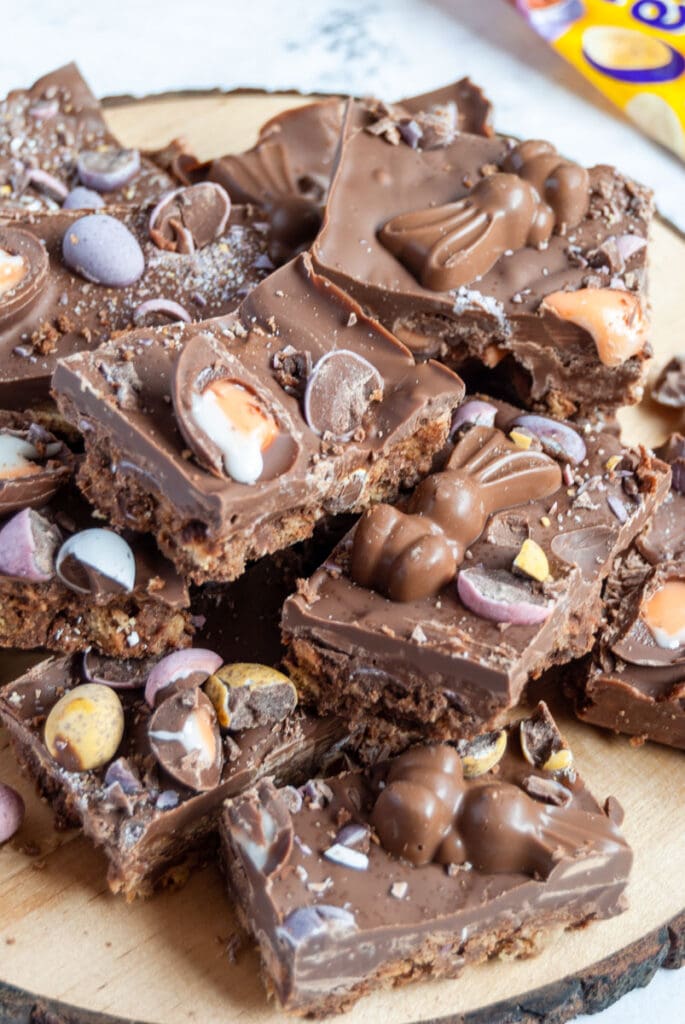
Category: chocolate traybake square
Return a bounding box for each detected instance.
[221,703,631,1016]
[0,413,192,656]
[312,98,653,418]
[52,254,464,584]
[0,199,269,408]
[0,63,176,219]
[0,639,346,899]
[282,398,670,750]
[572,434,685,749]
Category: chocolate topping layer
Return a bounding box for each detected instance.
[312,99,653,415]
[207,79,493,266]
[575,437,685,748]
[379,141,589,292]
[282,398,670,746]
[0,634,346,897]
[221,706,630,1017]
[0,203,269,407]
[52,254,463,583]
[0,63,177,218]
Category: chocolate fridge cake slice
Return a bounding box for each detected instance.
[0,63,178,218]
[207,78,493,266]
[311,98,653,418]
[572,434,685,749]
[0,413,192,657]
[282,398,670,750]
[52,254,464,584]
[0,197,269,408]
[221,703,631,1017]
[0,630,346,898]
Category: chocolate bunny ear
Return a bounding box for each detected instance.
[216,141,297,204]
[379,174,548,291]
[445,426,562,508]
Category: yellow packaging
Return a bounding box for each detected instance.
[514,1,685,158]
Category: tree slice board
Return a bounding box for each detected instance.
[0,92,684,1024]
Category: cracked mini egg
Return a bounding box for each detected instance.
[191,379,279,485]
[642,578,685,650]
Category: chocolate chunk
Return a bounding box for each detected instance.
[149,687,223,792]
[520,702,573,773]
[149,183,231,253]
[272,346,312,397]
[521,774,572,807]
[652,356,685,408]
[371,745,465,866]
[226,781,293,876]
[303,350,383,440]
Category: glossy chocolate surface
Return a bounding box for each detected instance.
[0,63,176,218]
[312,99,652,414]
[208,80,493,266]
[0,630,345,896]
[577,441,685,748]
[52,254,463,582]
[222,707,630,1015]
[0,203,269,407]
[282,398,670,742]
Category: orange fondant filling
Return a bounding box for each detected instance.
[642,580,685,641]
[0,250,27,298]
[542,288,647,368]
[207,379,279,451]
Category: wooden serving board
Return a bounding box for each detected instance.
[1,93,684,1024]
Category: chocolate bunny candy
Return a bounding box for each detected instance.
[350,425,562,602]
[379,139,589,290]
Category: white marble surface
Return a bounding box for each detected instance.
[3,1,684,1021]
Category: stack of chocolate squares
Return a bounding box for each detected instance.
[0,63,679,1017]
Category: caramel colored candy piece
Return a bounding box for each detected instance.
[513,538,550,583]
[44,684,124,772]
[541,288,648,367]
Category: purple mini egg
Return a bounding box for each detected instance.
[62,214,144,287]
[63,186,105,210]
